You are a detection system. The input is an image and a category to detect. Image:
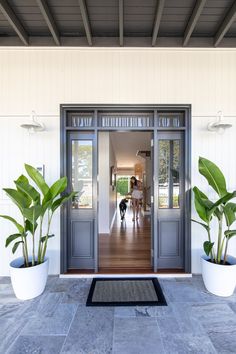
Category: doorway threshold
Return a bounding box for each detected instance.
[60,269,192,279]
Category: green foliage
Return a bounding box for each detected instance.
[193,157,236,265]
[0,164,74,267]
[116,177,129,196]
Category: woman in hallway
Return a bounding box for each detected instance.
[130,176,143,221]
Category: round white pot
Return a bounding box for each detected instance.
[201,255,236,297]
[9,257,49,300]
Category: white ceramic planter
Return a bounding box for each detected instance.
[9,257,49,300]
[201,255,236,297]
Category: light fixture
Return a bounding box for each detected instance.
[20,111,45,133]
[207,111,232,133]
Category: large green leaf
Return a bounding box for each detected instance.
[199,157,227,198]
[40,234,55,243]
[49,177,67,199]
[193,187,211,223]
[224,230,236,240]
[25,219,37,234]
[15,179,40,203]
[3,188,31,211]
[191,219,210,232]
[0,215,24,233]
[25,164,49,196]
[203,241,214,256]
[5,233,22,247]
[223,203,236,227]
[22,205,42,224]
[12,241,23,254]
[51,192,77,213]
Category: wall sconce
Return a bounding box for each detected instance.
[207,111,232,133]
[20,111,45,133]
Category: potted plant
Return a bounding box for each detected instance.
[0,164,75,300]
[192,157,236,297]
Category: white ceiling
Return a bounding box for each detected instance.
[110,132,152,168]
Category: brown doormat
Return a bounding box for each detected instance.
[86,277,167,306]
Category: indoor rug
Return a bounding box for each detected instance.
[86,277,167,306]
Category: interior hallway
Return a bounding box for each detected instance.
[99,205,152,272]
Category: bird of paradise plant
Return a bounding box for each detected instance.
[192,157,236,265]
[0,164,76,267]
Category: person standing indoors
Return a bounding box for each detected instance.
[130,176,143,221]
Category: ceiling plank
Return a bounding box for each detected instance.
[183,0,207,47]
[36,0,60,46]
[152,0,165,46]
[0,0,28,45]
[214,1,236,47]
[78,0,92,46]
[119,0,124,46]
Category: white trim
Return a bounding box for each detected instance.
[60,273,192,279]
[110,209,117,232]
[0,47,236,52]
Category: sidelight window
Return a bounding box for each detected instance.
[158,139,180,209]
[71,140,93,209]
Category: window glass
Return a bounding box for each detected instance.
[71,140,93,209]
[158,139,180,209]
[158,140,170,208]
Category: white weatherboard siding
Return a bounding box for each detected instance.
[0,48,236,275]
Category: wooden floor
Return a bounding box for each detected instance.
[99,206,152,271]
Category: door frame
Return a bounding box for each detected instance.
[60,104,191,274]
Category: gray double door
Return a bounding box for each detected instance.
[67,130,184,271]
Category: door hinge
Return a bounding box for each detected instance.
[151,139,154,147]
[151,196,154,203]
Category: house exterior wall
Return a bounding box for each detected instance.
[0,48,236,275]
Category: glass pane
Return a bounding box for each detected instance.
[158,114,184,128]
[172,140,180,208]
[158,140,170,208]
[72,140,93,209]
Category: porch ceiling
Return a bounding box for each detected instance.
[0,0,236,47]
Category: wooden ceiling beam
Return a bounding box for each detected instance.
[214,1,236,47]
[119,0,124,46]
[183,0,207,46]
[78,0,92,46]
[0,0,29,45]
[36,0,60,46]
[152,0,165,46]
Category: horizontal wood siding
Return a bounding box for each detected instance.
[0,48,236,275]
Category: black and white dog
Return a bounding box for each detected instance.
[119,198,128,220]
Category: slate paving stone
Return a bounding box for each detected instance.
[208,330,236,354]
[34,292,64,316]
[61,279,92,304]
[161,333,217,354]
[61,305,114,354]
[0,317,27,354]
[0,276,11,284]
[113,317,165,354]
[22,303,78,335]
[7,335,66,354]
[0,275,236,353]
[156,316,182,335]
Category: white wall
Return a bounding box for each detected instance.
[98,132,117,234]
[98,132,110,234]
[109,134,117,230]
[0,47,236,275]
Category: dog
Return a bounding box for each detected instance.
[119,198,128,220]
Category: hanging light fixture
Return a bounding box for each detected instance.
[207,111,232,133]
[20,111,45,133]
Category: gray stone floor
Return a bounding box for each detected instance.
[0,275,236,354]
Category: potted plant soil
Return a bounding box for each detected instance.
[0,164,75,300]
[192,157,236,297]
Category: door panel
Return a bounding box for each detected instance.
[67,132,96,269]
[156,131,184,269]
